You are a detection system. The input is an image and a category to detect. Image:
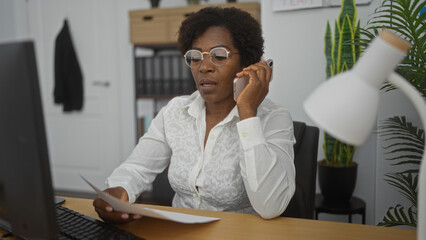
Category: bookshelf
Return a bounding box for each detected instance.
[133,45,195,137]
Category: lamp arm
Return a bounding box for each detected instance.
[388,72,426,240]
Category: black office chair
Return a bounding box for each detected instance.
[281,121,319,219]
[149,121,320,219]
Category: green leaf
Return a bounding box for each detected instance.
[356,0,426,96]
[333,20,340,74]
[340,15,355,70]
[354,20,361,60]
[338,0,356,27]
[377,205,417,227]
[325,21,333,79]
[384,173,417,207]
[388,160,421,166]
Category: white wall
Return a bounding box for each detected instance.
[0,0,29,43]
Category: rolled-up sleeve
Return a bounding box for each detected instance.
[237,110,296,219]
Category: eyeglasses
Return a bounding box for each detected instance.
[183,47,238,68]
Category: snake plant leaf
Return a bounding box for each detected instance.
[323,133,338,164]
[341,62,349,72]
[340,16,355,70]
[337,142,347,166]
[344,144,356,165]
[325,21,333,79]
[354,20,361,60]
[333,20,340,74]
[338,0,357,27]
[378,204,417,227]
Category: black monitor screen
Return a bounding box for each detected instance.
[0,41,59,239]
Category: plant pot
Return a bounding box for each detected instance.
[150,0,160,8]
[318,160,358,203]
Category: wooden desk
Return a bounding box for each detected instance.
[1,197,416,240]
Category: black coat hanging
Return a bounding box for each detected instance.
[54,19,84,112]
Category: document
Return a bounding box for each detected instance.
[81,176,220,224]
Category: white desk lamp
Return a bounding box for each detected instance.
[304,29,425,239]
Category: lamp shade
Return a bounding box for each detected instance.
[303,29,410,146]
[303,71,379,146]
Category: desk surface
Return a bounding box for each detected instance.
[1,197,416,240]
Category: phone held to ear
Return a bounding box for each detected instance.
[233,59,273,102]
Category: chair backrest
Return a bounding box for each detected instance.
[150,121,320,219]
[281,121,319,219]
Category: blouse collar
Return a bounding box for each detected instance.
[182,91,240,124]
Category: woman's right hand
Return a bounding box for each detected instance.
[92,187,142,224]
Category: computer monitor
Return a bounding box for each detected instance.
[0,41,60,239]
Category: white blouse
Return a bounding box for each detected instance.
[107,91,296,219]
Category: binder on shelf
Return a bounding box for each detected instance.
[134,47,195,97]
[181,60,195,94]
[144,58,155,95]
[171,55,182,95]
[161,56,172,95]
[153,56,162,95]
[135,59,144,96]
[138,117,145,137]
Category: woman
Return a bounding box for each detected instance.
[93,6,295,223]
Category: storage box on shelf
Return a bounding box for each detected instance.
[129,2,260,45]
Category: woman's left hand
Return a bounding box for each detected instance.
[235,59,272,120]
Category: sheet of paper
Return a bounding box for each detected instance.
[81,175,220,224]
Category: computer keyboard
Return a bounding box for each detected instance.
[56,205,145,240]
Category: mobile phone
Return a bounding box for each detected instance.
[55,197,66,205]
[233,59,273,102]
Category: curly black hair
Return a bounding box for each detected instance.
[178,7,264,68]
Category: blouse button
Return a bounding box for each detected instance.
[241,131,248,137]
[210,134,215,139]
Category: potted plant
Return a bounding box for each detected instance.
[149,0,161,8]
[356,0,425,227]
[186,0,208,5]
[318,0,359,203]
